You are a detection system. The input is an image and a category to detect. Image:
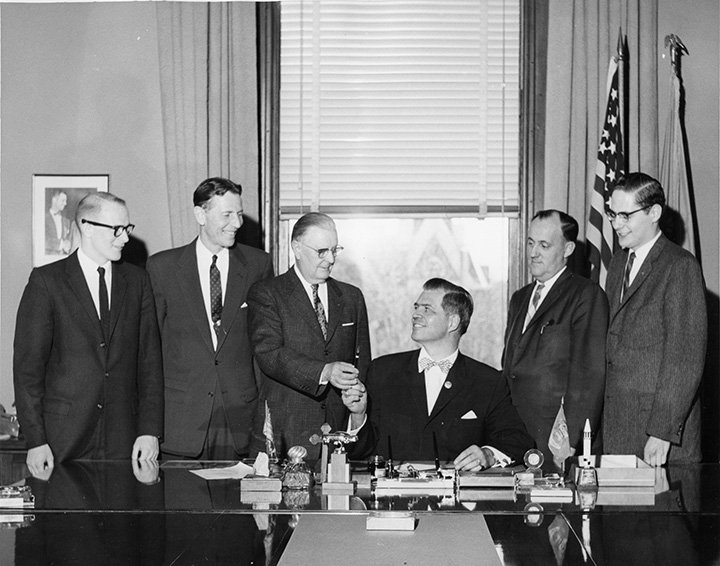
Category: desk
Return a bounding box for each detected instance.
[0,455,717,565]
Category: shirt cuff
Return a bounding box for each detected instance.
[347,414,367,435]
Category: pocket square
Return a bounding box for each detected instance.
[241,302,248,308]
[341,322,355,327]
[461,410,478,420]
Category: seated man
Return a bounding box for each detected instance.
[344,278,533,470]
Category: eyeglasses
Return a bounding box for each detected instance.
[299,241,344,259]
[81,219,135,237]
[605,205,652,223]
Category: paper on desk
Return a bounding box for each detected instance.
[189,461,254,480]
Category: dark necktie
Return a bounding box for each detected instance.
[210,255,222,330]
[311,283,328,340]
[621,251,636,302]
[98,266,110,337]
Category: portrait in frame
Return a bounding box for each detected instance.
[32,174,109,267]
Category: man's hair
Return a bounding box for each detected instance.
[76,192,126,225]
[50,189,67,200]
[532,209,579,243]
[422,278,474,335]
[193,177,242,208]
[291,212,335,241]
[612,172,666,210]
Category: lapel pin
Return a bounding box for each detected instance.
[444,381,452,390]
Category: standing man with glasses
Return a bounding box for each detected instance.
[14,192,163,477]
[603,172,707,466]
[146,178,273,460]
[248,212,371,463]
[502,210,608,469]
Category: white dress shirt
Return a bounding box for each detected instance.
[77,246,112,318]
[293,264,329,322]
[418,346,459,415]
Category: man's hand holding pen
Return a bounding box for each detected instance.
[453,445,496,472]
[322,361,360,389]
[342,381,367,429]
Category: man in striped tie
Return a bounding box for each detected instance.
[345,278,533,469]
[502,210,608,470]
[603,173,706,466]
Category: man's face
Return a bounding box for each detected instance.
[51,192,67,212]
[292,224,338,284]
[411,288,452,346]
[83,201,130,264]
[609,190,659,250]
[527,215,573,283]
[195,192,243,253]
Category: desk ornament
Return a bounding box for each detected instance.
[282,446,314,491]
[310,423,357,494]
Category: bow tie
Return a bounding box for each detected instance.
[418,357,453,374]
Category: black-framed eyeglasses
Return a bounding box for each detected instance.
[81,219,135,237]
[605,205,652,223]
[299,241,344,259]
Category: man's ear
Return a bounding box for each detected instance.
[563,240,576,259]
[193,205,206,226]
[448,313,461,334]
[649,203,663,224]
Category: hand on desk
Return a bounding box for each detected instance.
[27,444,54,480]
[322,362,360,390]
[132,458,160,485]
[644,435,670,467]
[132,435,159,461]
[453,445,495,471]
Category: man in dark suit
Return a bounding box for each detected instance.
[345,278,533,468]
[248,212,371,462]
[44,189,72,255]
[147,178,273,460]
[603,173,706,465]
[14,192,163,476]
[502,210,608,468]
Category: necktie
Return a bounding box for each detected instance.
[621,251,636,302]
[418,357,454,374]
[98,266,110,337]
[311,283,328,340]
[210,255,222,329]
[532,283,545,310]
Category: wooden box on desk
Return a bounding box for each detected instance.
[573,455,654,487]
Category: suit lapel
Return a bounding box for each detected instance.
[286,269,327,340]
[404,351,430,423]
[325,279,344,342]
[107,263,127,342]
[216,246,248,351]
[177,242,215,353]
[65,253,104,337]
[524,269,572,333]
[428,354,467,423]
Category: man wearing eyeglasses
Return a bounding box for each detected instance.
[603,172,707,466]
[146,178,273,460]
[502,210,608,470]
[14,192,163,476]
[247,212,371,463]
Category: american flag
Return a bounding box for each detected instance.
[587,56,624,288]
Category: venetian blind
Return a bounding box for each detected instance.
[279,0,520,216]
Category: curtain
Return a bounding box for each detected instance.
[542,0,658,241]
[156,2,259,247]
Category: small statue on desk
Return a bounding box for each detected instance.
[309,423,358,487]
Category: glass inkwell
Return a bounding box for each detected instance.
[282,445,315,490]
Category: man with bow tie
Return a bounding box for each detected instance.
[345,278,533,469]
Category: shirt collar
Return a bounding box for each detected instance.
[629,230,662,264]
[196,238,229,264]
[77,246,111,272]
[534,265,566,293]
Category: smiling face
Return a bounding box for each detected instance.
[195,192,243,253]
[81,201,130,264]
[527,215,574,283]
[50,192,67,213]
[410,288,457,347]
[291,224,338,284]
[609,189,661,250]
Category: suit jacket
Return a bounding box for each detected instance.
[603,234,707,462]
[44,210,71,255]
[247,268,371,461]
[146,240,273,457]
[502,269,608,461]
[352,350,534,464]
[13,252,164,462]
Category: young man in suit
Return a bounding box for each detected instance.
[344,278,533,469]
[147,177,273,460]
[44,189,72,255]
[14,192,163,477]
[603,172,706,466]
[502,210,608,468]
[248,212,371,462]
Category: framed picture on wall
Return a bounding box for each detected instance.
[32,174,109,267]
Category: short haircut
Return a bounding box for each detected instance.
[612,172,666,210]
[291,212,335,241]
[50,189,67,199]
[423,278,474,335]
[76,192,126,225]
[193,177,242,208]
[532,209,579,243]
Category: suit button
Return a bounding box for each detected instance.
[97,403,103,410]
[105,372,109,378]
[214,360,219,366]
[510,374,517,380]
[321,402,326,410]
[208,392,214,398]
[99,342,106,349]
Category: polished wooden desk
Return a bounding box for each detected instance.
[0,454,717,565]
